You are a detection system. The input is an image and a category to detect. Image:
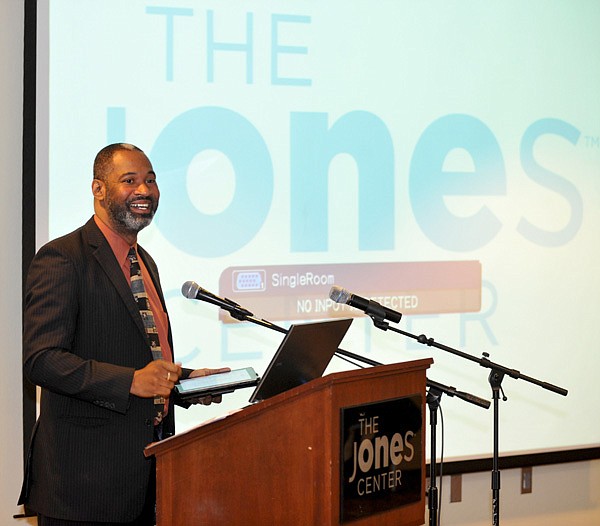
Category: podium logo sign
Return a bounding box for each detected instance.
[340,395,422,522]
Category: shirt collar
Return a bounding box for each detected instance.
[93,215,136,267]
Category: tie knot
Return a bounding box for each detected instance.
[128,247,141,278]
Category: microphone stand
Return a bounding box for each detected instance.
[366,316,568,526]
[225,306,490,526]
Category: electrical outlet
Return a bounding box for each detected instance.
[521,466,532,494]
[450,474,462,502]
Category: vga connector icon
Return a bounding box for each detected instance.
[232,270,266,292]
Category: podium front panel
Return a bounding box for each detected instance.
[146,358,431,526]
[340,394,423,522]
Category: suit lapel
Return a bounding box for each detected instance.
[83,218,149,343]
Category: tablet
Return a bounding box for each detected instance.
[175,367,259,399]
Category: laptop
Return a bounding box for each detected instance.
[249,318,353,403]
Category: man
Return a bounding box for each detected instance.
[19,143,228,525]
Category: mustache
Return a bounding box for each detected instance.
[127,195,155,203]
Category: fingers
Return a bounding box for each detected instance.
[207,367,231,376]
[130,360,182,398]
[189,367,231,379]
[157,361,182,392]
[162,360,183,378]
[187,394,224,406]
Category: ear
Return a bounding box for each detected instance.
[92,179,106,201]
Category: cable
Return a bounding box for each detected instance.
[437,404,445,526]
[334,352,366,369]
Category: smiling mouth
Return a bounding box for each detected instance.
[129,201,152,212]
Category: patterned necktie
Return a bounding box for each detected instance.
[127,247,164,423]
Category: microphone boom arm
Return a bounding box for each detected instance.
[183,285,490,409]
[372,318,568,397]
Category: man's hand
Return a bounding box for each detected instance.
[130,360,182,398]
[187,366,232,405]
[188,367,231,379]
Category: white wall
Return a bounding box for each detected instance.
[1,1,598,524]
[431,460,600,525]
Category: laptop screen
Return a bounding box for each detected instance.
[249,318,353,403]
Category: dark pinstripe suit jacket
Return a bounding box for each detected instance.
[19,217,187,522]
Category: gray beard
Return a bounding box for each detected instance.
[106,198,156,235]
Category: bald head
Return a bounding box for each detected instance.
[93,143,144,182]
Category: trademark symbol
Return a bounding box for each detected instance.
[583,135,600,148]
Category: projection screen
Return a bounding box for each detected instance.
[34,0,600,463]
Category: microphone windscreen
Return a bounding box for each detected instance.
[329,285,350,304]
[181,280,199,299]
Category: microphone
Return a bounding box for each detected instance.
[181,281,254,318]
[329,285,402,324]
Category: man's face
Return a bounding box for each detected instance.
[98,149,160,235]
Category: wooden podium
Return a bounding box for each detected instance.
[145,358,432,526]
